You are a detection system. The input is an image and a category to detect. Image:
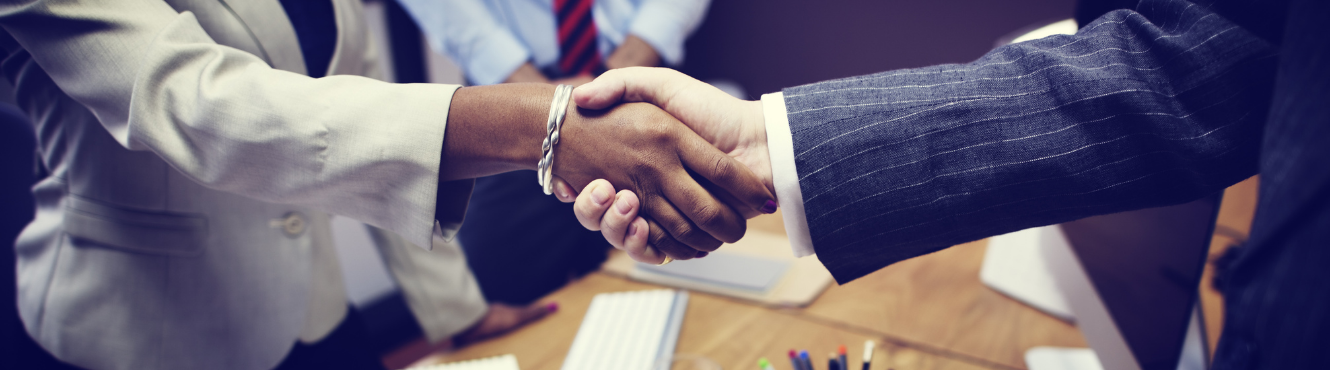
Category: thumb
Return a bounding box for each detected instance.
[572,67,688,110]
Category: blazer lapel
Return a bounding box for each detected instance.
[324,0,368,78]
[214,0,308,75]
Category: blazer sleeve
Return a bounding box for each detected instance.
[783,0,1279,283]
[0,0,458,249]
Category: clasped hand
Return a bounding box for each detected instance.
[548,68,775,264]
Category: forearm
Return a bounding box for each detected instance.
[605,35,660,70]
[440,83,554,181]
[625,0,709,66]
[789,0,1278,283]
[504,63,551,84]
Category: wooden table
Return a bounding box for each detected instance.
[406,177,1259,370]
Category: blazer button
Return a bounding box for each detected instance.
[273,212,306,237]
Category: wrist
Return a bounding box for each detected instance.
[504,63,550,84]
[440,84,556,180]
[605,35,661,70]
[741,100,775,198]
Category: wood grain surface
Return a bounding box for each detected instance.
[402,177,1259,370]
[411,274,995,370]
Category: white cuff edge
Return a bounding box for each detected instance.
[761,92,816,257]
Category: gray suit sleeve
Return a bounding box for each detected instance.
[785,0,1278,283]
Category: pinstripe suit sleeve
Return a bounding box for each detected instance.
[783,0,1279,283]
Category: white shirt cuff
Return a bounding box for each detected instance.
[761,92,815,257]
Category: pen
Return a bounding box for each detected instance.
[863,340,875,370]
[838,345,848,369]
[800,350,813,370]
[789,350,805,370]
[829,352,840,370]
[759,357,776,370]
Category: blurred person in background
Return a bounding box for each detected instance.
[396,0,711,305]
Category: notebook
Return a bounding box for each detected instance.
[601,229,834,307]
[635,252,789,293]
[560,290,689,370]
[406,354,520,370]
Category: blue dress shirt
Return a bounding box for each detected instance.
[397,0,709,85]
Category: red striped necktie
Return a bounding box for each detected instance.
[555,0,602,76]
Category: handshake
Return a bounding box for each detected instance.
[541,67,777,265]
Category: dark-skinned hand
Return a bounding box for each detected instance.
[551,102,776,262]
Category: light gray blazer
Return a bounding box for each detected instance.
[2,0,486,369]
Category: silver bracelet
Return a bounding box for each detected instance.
[538,84,573,195]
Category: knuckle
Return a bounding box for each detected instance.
[637,118,675,143]
[648,229,692,259]
[691,203,724,230]
[675,226,722,252]
[648,227,673,247]
[629,162,658,181]
[710,155,734,179]
[692,237,723,252]
[668,221,696,241]
[721,222,746,244]
[647,129,673,147]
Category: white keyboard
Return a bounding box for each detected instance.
[407,354,520,370]
[560,290,688,370]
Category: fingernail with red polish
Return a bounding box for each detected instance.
[760,199,779,214]
[546,302,559,312]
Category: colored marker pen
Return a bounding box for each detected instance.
[863,340,876,370]
[838,344,848,369]
[789,350,805,370]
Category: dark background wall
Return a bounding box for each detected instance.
[678,0,1077,97]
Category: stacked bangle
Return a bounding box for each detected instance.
[538,84,573,195]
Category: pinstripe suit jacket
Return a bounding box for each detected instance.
[785,0,1330,368]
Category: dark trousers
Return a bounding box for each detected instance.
[274,307,385,370]
[458,171,611,305]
